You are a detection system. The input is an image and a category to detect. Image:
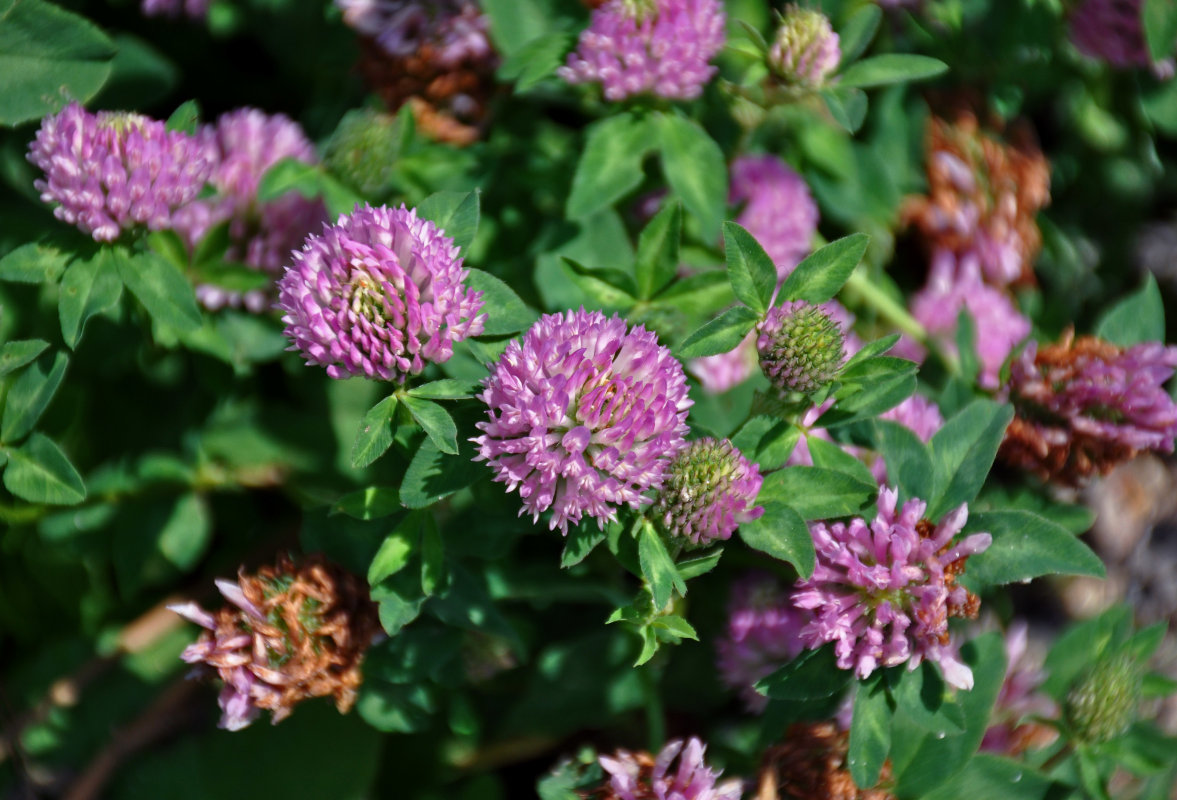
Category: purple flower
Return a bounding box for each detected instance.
[981,621,1059,755]
[999,332,1177,484]
[557,0,726,102]
[902,249,1031,389]
[716,574,808,712]
[1070,0,1175,78]
[173,109,328,309]
[793,487,991,689]
[729,154,819,279]
[276,203,485,381]
[597,737,743,800]
[141,0,208,20]
[689,332,759,395]
[655,438,764,546]
[27,103,214,242]
[768,6,841,88]
[337,0,492,66]
[473,309,691,533]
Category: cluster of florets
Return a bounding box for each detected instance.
[793,487,991,689]
[654,438,764,546]
[169,555,380,730]
[903,113,1051,288]
[473,309,691,533]
[757,302,847,395]
[716,574,808,712]
[558,0,726,101]
[999,331,1177,485]
[277,203,486,381]
[340,0,497,145]
[141,0,208,19]
[981,621,1059,755]
[590,738,743,800]
[768,6,841,89]
[759,721,896,800]
[1069,0,1175,78]
[27,103,214,242]
[173,108,327,310]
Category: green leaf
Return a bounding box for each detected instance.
[838,5,882,65]
[257,157,323,202]
[400,437,483,509]
[676,306,760,359]
[464,267,538,336]
[926,399,1014,519]
[891,661,966,735]
[407,379,480,400]
[652,269,734,314]
[189,260,272,294]
[676,548,723,580]
[498,32,571,91]
[1095,274,1165,346]
[350,395,399,469]
[164,98,200,133]
[637,522,685,610]
[1042,605,1133,701]
[561,524,606,568]
[419,514,445,596]
[157,493,211,571]
[732,417,801,470]
[115,249,202,333]
[758,466,875,520]
[779,234,869,304]
[634,202,681,300]
[3,432,85,505]
[738,500,815,577]
[920,754,1064,800]
[0,339,48,377]
[0,241,69,283]
[0,0,116,126]
[723,221,778,314]
[561,258,638,311]
[871,419,934,501]
[806,435,877,488]
[402,396,459,455]
[417,190,480,253]
[334,486,401,521]
[58,248,122,348]
[849,675,893,789]
[372,582,426,636]
[1144,0,1177,62]
[2,350,67,443]
[566,113,655,219]
[963,510,1106,587]
[658,114,727,240]
[757,644,852,700]
[837,54,948,89]
[368,531,414,585]
[821,86,868,133]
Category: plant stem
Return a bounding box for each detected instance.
[642,665,666,753]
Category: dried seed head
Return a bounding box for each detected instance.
[759,721,896,800]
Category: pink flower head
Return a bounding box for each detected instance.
[793,487,991,689]
[27,103,214,242]
[141,0,208,19]
[981,621,1059,754]
[655,438,764,546]
[597,737,744,800]
[1070,0,1176,78]
[730,154,819,279]
[768,6,841,88]
[336,0,492,66]
[473,309,692,533]
[904,249,1031,389]
[277,203,485,381]
[716,574,808,712]
[558,0,726,101]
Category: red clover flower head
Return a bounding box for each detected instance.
[730,154,819,279]
[277,203,485,381]
[1070,0,1176,78]
[793,487,991,689]
[594,737,743,800]
[473,309,692,534]
[981,621,1059,755]
[558,0,726,101]
[716,574,808,712]
[655,438,764,546]
[27,102,214,242]
[768,6,841,89]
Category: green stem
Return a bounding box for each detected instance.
[642,665,665,753]
[843,268,961,376]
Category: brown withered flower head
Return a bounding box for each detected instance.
[999,330,1177,486]
[757,721,896,800]
[339,0,498,146]
[170,554,381,731]
[902,112,1050,288]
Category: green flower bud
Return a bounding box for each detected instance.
[1064,650,1144,743]
[756,301,846,395]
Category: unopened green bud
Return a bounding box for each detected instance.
[756,301,846,395]
[324,109,400,198]
[1064,651,1143,743]
[768,6,841,89]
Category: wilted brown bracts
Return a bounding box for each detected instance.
[170,554,380,730]
[999,331,1177,486]
[757,721,895,800]
[902,112,1050,287]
